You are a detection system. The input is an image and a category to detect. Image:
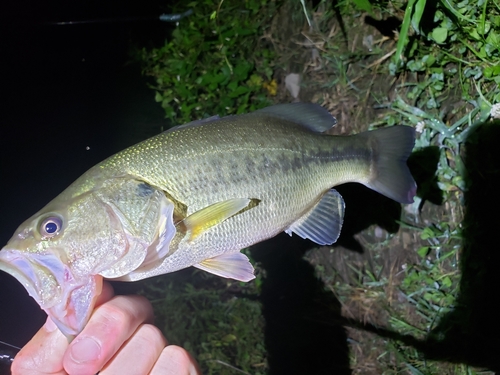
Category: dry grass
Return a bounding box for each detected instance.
[258,1,489,373]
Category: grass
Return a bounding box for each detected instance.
[133,0,500,373]
[132,0,278,124]
[305,0,499,373]
[139,266,266,375]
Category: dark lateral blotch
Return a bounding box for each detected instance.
[137,182,155,197]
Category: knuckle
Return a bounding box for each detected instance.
[95,300,133,333]
[139,324,166,346]
[164,344,192,363]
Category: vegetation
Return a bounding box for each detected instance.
[134,0,500,373]
[141,261,266,375]
[133,0,278,124]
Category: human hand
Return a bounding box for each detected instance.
[11,282,201,375]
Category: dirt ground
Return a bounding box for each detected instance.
[142,3,499,373]
[260,2,469,373]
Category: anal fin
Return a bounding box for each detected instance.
[193,252,255,282]
[285,189,345,245]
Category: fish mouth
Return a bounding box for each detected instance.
[0,249,50,306]
[0,248,102,339]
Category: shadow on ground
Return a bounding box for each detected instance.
[251,234,351,375]
[306,122,500,372]
[417,121,500,371]
[249,178,411,374]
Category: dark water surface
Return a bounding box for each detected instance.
[0,0,170,365]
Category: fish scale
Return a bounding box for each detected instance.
[113,117,377,279]
[111,117,362,209]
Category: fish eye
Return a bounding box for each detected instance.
[39,215,63,238]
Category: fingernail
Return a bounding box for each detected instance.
[70,337,101,363]
[190,363,201,375]
[44,317,58,333]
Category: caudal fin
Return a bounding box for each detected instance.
[361,126,417,204]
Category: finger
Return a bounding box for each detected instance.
[11,317,67,375]
[94,281,115,307]
[99,324,166,375]
[150,345,202,375]
[63,294,154,375]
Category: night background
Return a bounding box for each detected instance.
[0,0,173,361]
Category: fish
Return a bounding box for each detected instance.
[0,103,416,339]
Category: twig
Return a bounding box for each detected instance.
[208,359,252,375]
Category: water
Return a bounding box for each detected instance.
[0,0,171,360]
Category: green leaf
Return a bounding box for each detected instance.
[411,0,427,34]
[469,28,482,41]
[228,85,250,98]
[393,0,417,72]
[417,246,430,258]
[422,54,436,67]
[352,0,373,14]
[431,27,448,44]
[221,334,237,343]
[227,80,238,91]
[237,28,256,36]
[441,276,452,288]
[221,65,231,78]
[439,0,475,23]
[421,227,435,240]
[234,61,252,80]
[478,45,488,58]
[486,30,500,46]
[484,65,500,78]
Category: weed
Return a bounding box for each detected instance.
[306,0,499,373]
[140,265,266,375]
[132,0,278,124]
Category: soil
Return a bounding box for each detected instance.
[253,2,481,374]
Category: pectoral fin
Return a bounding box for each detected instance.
[285,189,345,245]
[183,198,252,241]
[193,252,255,282]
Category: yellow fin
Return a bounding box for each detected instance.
[183,198,251,241]
[194,252,255,282]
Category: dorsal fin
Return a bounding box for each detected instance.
[164,115,221,133]
[164,103,336,134]
[252,103,337,133]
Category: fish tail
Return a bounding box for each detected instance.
[362,126,417,204]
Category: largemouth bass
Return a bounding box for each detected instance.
[0,103,416,338]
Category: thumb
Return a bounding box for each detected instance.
[11,317,68,375]
[11,282,114,375]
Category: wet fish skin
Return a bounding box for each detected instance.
[0,103,416,338]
